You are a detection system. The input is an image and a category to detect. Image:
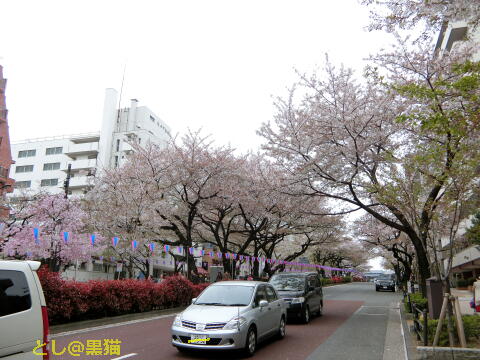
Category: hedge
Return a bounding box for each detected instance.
[320,276,354,286]
[427,315,480,346]
[38,266,209,324]
[403,293,428,313]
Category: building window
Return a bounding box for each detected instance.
[43,162,61,171]
[87,154,97,160]
[114,156,118,168]
[14,180,31,189]
[116,139,120,152]
[15,165,34,173]
[18,149,36,158]
[45,147,62,155]
[150,115,155,122]
[40,178,58,187]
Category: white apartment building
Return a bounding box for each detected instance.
[435,20,480,60]
[435,21,480,280]
[10,88,171,197]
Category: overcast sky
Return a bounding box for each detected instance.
[1,0,396,269]
[1,0,394,151]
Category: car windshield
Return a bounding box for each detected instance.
[269,275,305,291]
[194,285,254,306]
[377,275,393,280]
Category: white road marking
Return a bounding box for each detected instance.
[358,313,387,316]
[398,302,408,360]
[111,353,137,360]
[52,313,178,338]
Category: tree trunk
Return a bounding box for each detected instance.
[406,231,431,296]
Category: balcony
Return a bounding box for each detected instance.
[64,142,99,158]
[62,159,97,172]
[67,176,93,189]
[70,133,100,144]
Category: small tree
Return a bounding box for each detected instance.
[2,194,105,272]
[465,211,480,245]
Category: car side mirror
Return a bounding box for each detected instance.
[259,300,268,308]
[191,297,197,304]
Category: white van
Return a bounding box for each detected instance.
[0,260,49,360]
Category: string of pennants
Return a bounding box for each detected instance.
[31,228,359,273]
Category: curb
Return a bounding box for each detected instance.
[50,306,186,336]
[399,300,419,360]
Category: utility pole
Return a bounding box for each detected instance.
[63,164,72,199]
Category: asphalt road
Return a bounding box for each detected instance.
[51,282,403,360]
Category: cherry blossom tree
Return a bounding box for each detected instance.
[1,193,105,272]
[361,0,480,34]
[87,131,240,280]
[355,214,415,288]
[258,41,480,294]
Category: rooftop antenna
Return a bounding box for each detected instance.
[116,64,127,124]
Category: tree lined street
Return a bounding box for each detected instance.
[51,283,402,360]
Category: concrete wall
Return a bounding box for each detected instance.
[417,346,480,360]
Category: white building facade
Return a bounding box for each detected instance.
[435,21,480,281]
[10,89,171,197]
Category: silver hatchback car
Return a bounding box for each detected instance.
[171,281,287,356]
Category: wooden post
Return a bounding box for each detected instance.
[422,309,428,346]
[433,293,449,346]
[452,295,467,347]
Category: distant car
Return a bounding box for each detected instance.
[375,274,396,292]
[171,281,287,356]
[0,260,49,360]
[269,272,323,324]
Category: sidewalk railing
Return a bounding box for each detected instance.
[406,293,428,346]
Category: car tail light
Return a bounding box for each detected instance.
[41,306,50,360]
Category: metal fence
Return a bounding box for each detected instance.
[405,293,428,346]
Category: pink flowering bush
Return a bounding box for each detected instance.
[38,266,209,324]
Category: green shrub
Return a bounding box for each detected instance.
[462,315,480,340]
[343,276,352,283]
[410,293,428,311]
[427,315,480,346]
[427,318,450,346]
[457,279,468,287]
[321,278,333,286]
[403,293,428,313]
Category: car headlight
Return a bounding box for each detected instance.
[291,297,305,304]
[223,316,247,330]
[173,315,182,327]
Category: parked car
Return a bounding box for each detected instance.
[0,260,49,360]
[375,274,396,292]
[269,272,323,324]
[171,281,287,356]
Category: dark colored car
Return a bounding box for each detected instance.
[269,272,323,323]
[375,274,396,292]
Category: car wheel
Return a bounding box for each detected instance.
[277,316,286,339]
[318,301,323,316]
[302,306,310,324]
[375,287,379,292]
[244,326,257,357]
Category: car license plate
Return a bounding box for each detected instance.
[190,334,208,345]
[383,286,387,289]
